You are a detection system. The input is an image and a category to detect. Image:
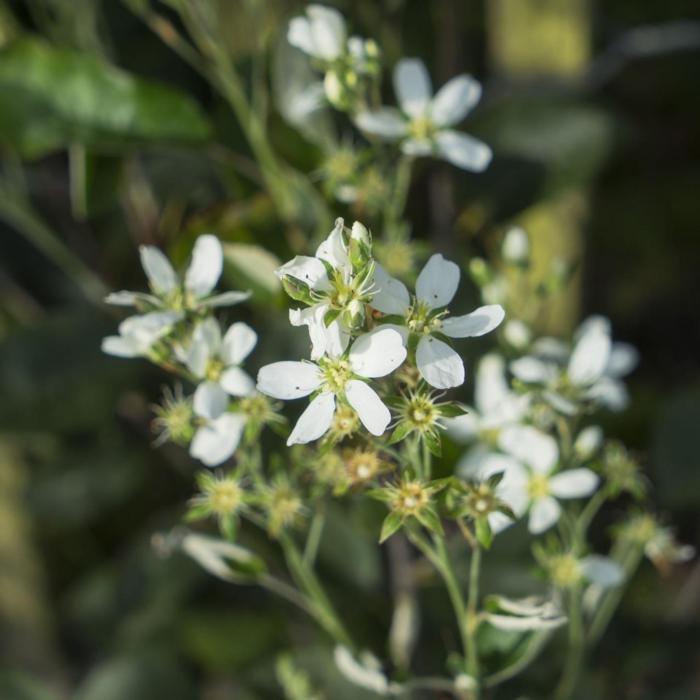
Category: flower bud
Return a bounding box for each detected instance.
[502,227,530,265]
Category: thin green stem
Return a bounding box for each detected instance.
[554,585,585,700]
[483,631,553,687]
[466,546,482,686]
[303,508,326,568]
[383,155,414,239]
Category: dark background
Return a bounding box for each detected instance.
[0,1,699,698]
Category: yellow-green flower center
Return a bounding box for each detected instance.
[528,473,551,500]
[406,301,443,335]
[320,358,353,393]
[207,479,242,516]
[205,357,225,381]
[393,481,429,516]
[409,115,436,142]
[549,554,582,588]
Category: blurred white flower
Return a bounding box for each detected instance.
[503,319,532,349]
[101,311,182,358]
[462,425,599,534]
[189,381,247,467]
[186,318,257,399]
[371,254,504,389]
[105,234,250,312]
[510,315,638,413]
[484,595,567,631]
[574,425,604,461]
[256,326,406,445]
[356,58,491,172]
[502,226,530,265]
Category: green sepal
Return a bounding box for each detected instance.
[184,504,210,522]
[281,276,313,304]
[220,513,238,542]
[424,430,442,457]
[487,471,505,489]
[388,422,412,445]
[324,308,341,327]
[415,506,444,536]
[475,517,493,550]
[365,487,394,503]
[439,403,469,418]
[379,512,404,543]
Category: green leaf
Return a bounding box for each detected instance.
[379,512,404,543]
[0,38,211,157]
[223,242,282,305]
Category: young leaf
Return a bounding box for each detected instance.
[380,512,404,543]
[475,517,493,550]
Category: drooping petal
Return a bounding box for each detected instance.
[549,469,599,499]
[568,320,612,386]
[139,245,177,296]
[222,322,257,365]
[101,335,138,358]
[201,290,251,308]
[193,381,229,420]
[185,235,223,299]
[276,255,331,291]
[441,304,505,338]
[104,291,158,307]
[345,380,391,436]
[118,311,182,354]
[190,413,246,467]
[307,4,346,61]
[256,361,322,399]
[393,58,432,118]
[349,327,407,378]
[287,16,314,55]
[287,392,335,445]
[579,555,624,588]
[528,496,562,534]
[510,356,555,384]
[431,75,482,127]
[499,425,559,474]
[474,354,509,416]
[220,367,256,397]
[415,253,460,309]
[290,304,349,360]
[416,335,465,389]
[355,108,408,139]
[370,264,410,315]
[606,342,639,378]
[186,337,210,378]
[315,218,348,270]
[585,377,629,411]
[435,130,492,172]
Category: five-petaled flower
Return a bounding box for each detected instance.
[371,254,504,389]
[356,58,491,171]
[256,326,406,445]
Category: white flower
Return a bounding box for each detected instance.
[501,226,530,265]
[574,425,604,461]
[447,353,529,442]
[510,315,638,413]
[503,319,532,349]
[371,254,504,389]
[185,318,256,399]
[461,425,599,535]
[105,234,250,312]
[334,646,403,696]
[189,381,246,467]
[276,218,373,359]
[484,595,567,631]
[101,311,183,358]
[355,58,491,172]
[256,327,406,445]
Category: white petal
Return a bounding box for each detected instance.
[101,335,138,358]
[435,130,492,172]
[276,255,330,291]
[193,381,228,419]
[287,392,335,445]
[499,425,559,474]
[190,413,245,467]
[568,321,612,386]
[186,338,209,377]
[544,390,579,416]
[580,555,624,588]
[256,361,321,399]
[446,412,479,442]
[307,4,346,61]
[185,235,223,299]
[401,138,433,156]
[574,425,603,460]
[355,108,408,139]
[201,290,251,308]
[528,496,561,534]
[416,335,464,389]
[220,367,256,397]
[370,264,410,315]
[290,304,349,360]
[222,322,257,365]
[194,317,222,352]
[474,354,509,415]
[585,378,628,411]
[549,469,599,499]
[394,58,432,118]
[532,337,569,362]
[287,16,314,55]
[104,291,156,307]
[510,356,554,384]
[441,305,505,338]
[430,75,482,127]
[606,342,639,378]
[315,218,348,270]
[415,253,460,309]
[139,245,177,296]
[118,311,181,351]
[345,380,391,436]
[349,327,407,378]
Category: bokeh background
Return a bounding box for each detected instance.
[1,1,699,698]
